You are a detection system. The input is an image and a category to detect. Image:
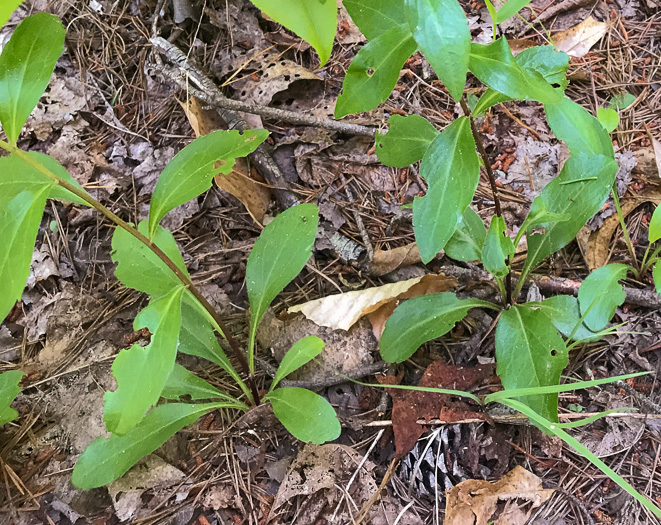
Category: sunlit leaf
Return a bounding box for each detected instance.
[496,0,532,22]
[654,264,661,296]
[495,304,568,421]
[648,205,661,244]
[265,387,341,443]
[344,0,406,40]
[73,402,225,489]
[271,336,325,390]
[578,264,628,332]
[413,117,479,263]
[148,129,268,237]
[248,0,337,65]
[380,293,497,363]
[103,287,185,435]
[597,107,619,133]
[335,25,417,118]
[0,370,24,425]
[0,13,65,144]
[0,1,23,29]
[375,114,438,167]
[404,0,470,101]
[445,207,487,262]
[482,215,514,278]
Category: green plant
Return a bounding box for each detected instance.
[254,0,660,516]
[0,13,339,490]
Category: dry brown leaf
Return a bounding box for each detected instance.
[577,188,661,269]
[651,137,661,178]
[444,466,554,525]
[553,16,608,57]
[288,273,457,333]
[178,96,271,223]
[370,243,422,276]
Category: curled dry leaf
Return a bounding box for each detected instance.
[178,96,271,223]
[444,466,554,525]
[288,273,457,334]
[370,242,422,276]
[552,16,608,58]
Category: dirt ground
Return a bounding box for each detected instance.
[1,0,661,523]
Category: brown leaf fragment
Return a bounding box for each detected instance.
[379,361,495,459]
[444,466,554,525]
[552,16,608,58]
[370,242,423,276]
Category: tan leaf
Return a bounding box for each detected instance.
[444,466,554,525]
[370,243,422,276]
[553,16,608,58]
[650,136,661,178]
[178,96,272,224]
[288,273,457,333]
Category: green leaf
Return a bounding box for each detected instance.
[148,129,268,237]
[484,0,497,29]
[375,114,439,167]
[413,117,480,263]
[335,25,417,118]
[473,45,569,116]
[538,295,599,342]
[0,13,65,144]
[545,97,614,158]
[380,292,498,363]
[343,0,407,40]
[469,39,561,105]
[525,196,570,230]
[72,402,225,489]
[654,263,661,296]
[648,205,661,244]
[523,152,618,273]
[249,0,336,65]
[265,387,341,443]
[597,107,619,133]
[404,0,470,101]
[270,336,325,390]
[111,221,189,297]
[162,364,245,406]
[578,264,628,332]
[608,92,636,111]
[445,207,487,262]
[0,186,49,323]
[0,370,24,425]
[495,304,568,421]
[482,215,514,278]
[0,1,23,29]
[496,0,532,22]
[246,204,318,371]
[104,287,185,435]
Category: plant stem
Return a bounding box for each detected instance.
[1,142,261,406]
[460,97,513,305]
[612,184,639,276]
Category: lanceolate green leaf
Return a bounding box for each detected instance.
[246,204,318,372]
[265,387,341,443]
[495,304,568,421]
[148,129,268,237]
[482,215,514,278]
[0,1,23,29]
[413,117,479,263]
[0,186,49,323]
[544,96,614,158]
[73,402,226,489]
[248,0,337,65]
[654,264,661,295]
[445,207,487,262]
[0,13,65,144]
[111,221,189,297]
[375,114,439,167]
[648,205,661,243]
[162,364,246,406]
[404,0,470,101]
[578,264,628,332]
[104,287,185,435]
[469,39,561,105]
[380,293,498,363]
[539,295,598,342]
[0,370,24,425]
[496,0,532,23]
[523,152,618,273]
[335,25,417,118]
[344,0,406,40]
[271,336,325,390]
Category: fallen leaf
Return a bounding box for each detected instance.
[444,466,554,525]
[179,96,271,223]
[649,135,661,178]
[288,273,457,332]
[370,242,423,276]
[379,361,495,459]
[552,16,608,58]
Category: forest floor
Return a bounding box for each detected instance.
[1,0,661,524]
